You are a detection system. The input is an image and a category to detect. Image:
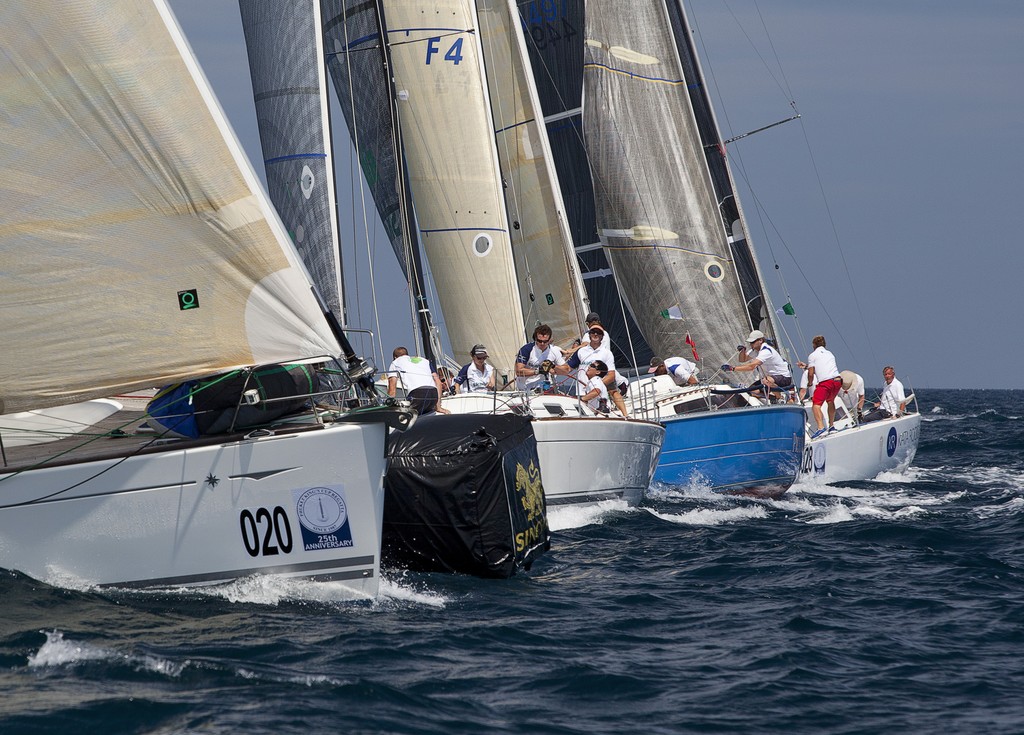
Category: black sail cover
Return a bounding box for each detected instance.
[383,414,549,578]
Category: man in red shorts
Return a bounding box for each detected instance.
[796,335,842,438]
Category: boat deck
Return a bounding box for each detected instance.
[1,409,166,473]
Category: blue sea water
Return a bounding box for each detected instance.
[2,389,1022,734]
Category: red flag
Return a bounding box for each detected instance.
[685,332,700,362]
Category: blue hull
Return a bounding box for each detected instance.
[654,405,806,498]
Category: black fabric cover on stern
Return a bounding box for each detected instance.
[383,413,549,578]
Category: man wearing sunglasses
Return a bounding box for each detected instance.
[515,324,566,392]
[453,344,496,393]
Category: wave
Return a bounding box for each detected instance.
[547,498,632,532]
[643,504,768,526]
[28,630,184,677]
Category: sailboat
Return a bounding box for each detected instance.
[0,0,413,592]
[323,0,665,508]
[510,0,803,498]
[238,0,551,575]
[580,0,919,488]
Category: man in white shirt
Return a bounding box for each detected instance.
[515,324,566,392]
[565,311,611,354]
[387,346,447,415]
[722,329,793,399]
[453,344,496,393]
[579,360,611,413]
[796,334,842,437]
[861,366,907,423]
[649,356,698,386]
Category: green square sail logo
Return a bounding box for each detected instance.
[178,289,199,310]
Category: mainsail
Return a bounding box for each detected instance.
[476,0,590,341]
[582,0,752,370]
[238,0,345,321]
[515,0,653,369]
[665,0,778,341]
[0,0,341,414]
[326,0,527,379]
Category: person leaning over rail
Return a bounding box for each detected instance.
[648,356,699,386]
[796,335,842,438]
[387,346,449,415]
[837,370,866,422]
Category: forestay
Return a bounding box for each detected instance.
[0,0,340,414]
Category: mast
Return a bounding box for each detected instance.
[371,0,442,362]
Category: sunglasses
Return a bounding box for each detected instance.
[588,330,603,336]
[535,337,550,344]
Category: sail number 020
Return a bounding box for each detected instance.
[239,507,293,557]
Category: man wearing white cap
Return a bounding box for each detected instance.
[721,329,793,397]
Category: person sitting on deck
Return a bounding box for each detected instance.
[453,344,496,394]
[861,366,907,423]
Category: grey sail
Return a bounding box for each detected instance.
[515,0,653,369]
[664,0,778,341]
[582,0,751,370]
[239,0,344,320]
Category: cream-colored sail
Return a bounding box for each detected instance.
[0,0,340,414]
[476,0,590,343]
[381,0,525,378]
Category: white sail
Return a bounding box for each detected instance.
[0,0,341,415]
[583,0,751,369]
[239,0,345,321]
[476,0,590,341]
[377,0,525,378]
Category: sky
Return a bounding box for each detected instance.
[170,1,1024,390]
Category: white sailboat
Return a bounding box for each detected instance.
[797,376,921,484]
[324,0,664,507]
[0,0,412,591]
[239,0,551,574]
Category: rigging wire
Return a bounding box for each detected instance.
[692,0,877,370]
[338,8,387,366]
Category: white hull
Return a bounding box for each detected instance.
[0,422,388,593]
[442,393,664,507]
[0,399,122,448]
[800,412,922,484]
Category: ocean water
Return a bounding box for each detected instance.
[2,389,1022,734]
